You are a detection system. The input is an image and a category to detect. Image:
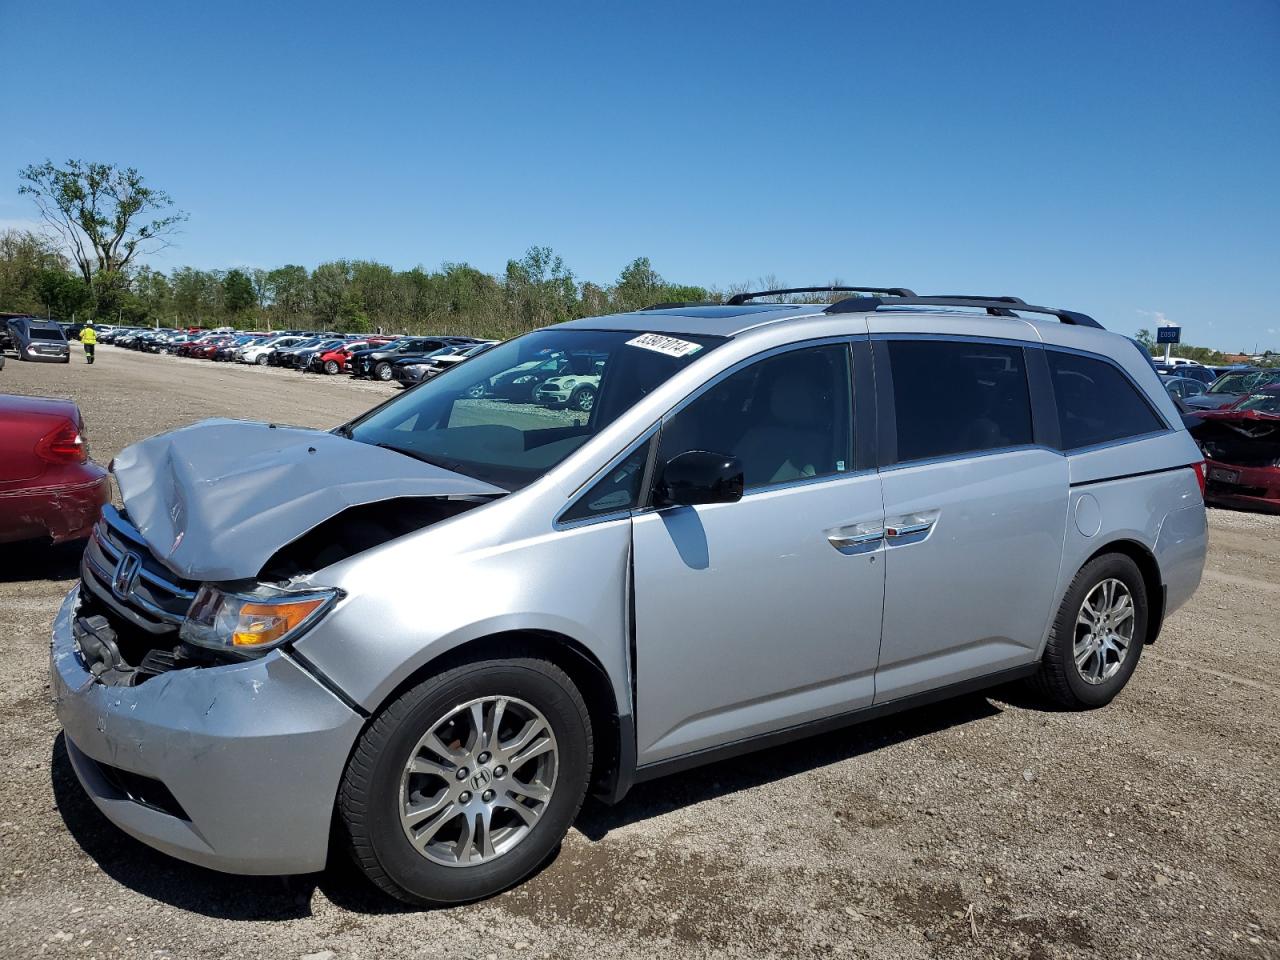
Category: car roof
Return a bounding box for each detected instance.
[552,302,1128,350]
[555,304,818,337]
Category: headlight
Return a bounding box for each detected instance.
[513,375,534,383]
[180,584,340,656]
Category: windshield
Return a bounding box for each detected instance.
[1208,371,1265,394]
[1235,391,1280,415]
[349,328,723,490]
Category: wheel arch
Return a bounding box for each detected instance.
[1083,538,1164,644]
[359,629,630,804]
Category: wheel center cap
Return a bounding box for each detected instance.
[470,769,491,790]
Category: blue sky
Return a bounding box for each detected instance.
[1,0,1277,351]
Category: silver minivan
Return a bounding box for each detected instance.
[52,290,1208,905]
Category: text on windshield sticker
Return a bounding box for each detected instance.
[626,333,703,358]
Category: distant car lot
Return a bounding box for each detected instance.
[0,349,1277,958]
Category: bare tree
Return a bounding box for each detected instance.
[18,160,187,290]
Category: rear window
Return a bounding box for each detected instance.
[1048,351,1165,449]
[886,339,1033,463]
[28,326,64,340]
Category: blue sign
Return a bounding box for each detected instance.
[1156,326,1182,344]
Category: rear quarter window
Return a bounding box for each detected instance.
[1048,351,1166,450]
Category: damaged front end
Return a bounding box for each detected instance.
[1189,407,1280,511]
[75,418,505,685]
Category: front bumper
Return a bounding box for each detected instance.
[391,367,428,385]
[51,585,364,875]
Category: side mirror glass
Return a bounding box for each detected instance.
[656,450,744,507]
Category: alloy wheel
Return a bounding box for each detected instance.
[1074,578,1135,685]
[399,696,558,867]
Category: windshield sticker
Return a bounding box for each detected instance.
[626,333,703,358]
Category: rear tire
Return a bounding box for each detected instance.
[339,656,592,906]
[1029,553,1147,709]
[256,354,269,365]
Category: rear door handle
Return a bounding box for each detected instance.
[884,512,939,540]
[826,522,884,551]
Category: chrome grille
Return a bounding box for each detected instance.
[81,505,196,633]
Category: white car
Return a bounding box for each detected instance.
[533,363,604,411]
[240,335,306,365]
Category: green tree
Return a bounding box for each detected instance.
[0,229,68,314]
[1135,328,1155,352]
[222,268,257,316]
[612,256,663,311]
[35,269,91,319]
[264,264,310,325]
[18,160,187,316]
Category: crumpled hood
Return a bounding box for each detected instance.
[112,418,504,582]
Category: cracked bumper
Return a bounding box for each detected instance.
[50,585,364,875]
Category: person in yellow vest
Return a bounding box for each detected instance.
[79,322,96,364]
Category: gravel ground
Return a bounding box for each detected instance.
[1,344,1277,960]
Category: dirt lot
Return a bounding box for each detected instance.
[1,345,1277,959]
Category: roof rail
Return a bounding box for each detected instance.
[726,285,916,306]
[824,295,1103,329]
[639,301,719,311]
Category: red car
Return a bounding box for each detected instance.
[189,336,234,360]
[1194,385,1280,513]
[314,337,393,374]
[0,395,109,544]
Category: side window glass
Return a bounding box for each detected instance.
[886,340,1033,462]
[560,439,652,523]
[1048,351,1165,449]
[656,344,853,490]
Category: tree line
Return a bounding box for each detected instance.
[0,229,724,339]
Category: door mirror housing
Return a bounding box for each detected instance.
[656,450,744,507]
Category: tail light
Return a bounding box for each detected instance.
[35,418,89,464]
[1191,460,1206,497]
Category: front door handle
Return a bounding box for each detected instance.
[826,521,884,551]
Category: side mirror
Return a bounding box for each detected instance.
[655,450,744,507]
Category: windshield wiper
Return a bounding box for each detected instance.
[372,442,469,476]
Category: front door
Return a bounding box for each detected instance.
[632,341,886,766]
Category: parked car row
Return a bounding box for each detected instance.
[97,326,563,396]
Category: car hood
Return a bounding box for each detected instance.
[1185,393,1239,410]
[112,418,505,582]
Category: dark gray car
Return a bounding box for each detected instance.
[7,316,70,363]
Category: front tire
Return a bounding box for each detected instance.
[375,362,393,382]
[1030,553,1147,709]
[339,656,592,906]
[324,360,340,375]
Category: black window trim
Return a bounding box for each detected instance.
[872,332,1044,469]
[1042,343,1174,452]
[648,336,864,502]
[555,334,874,528]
